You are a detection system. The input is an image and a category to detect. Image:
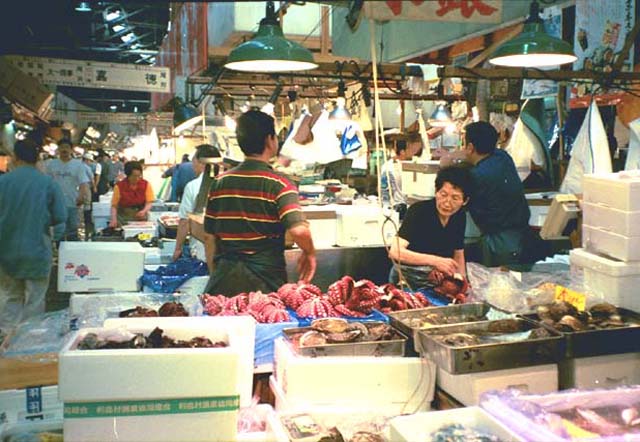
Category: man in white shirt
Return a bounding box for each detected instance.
[380,139,411,218]
[173,145,221,270]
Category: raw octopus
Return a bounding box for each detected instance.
[428,271,470,303]
[378,283,429,313]
[296,296,337,318]
[277,283,322,309]
[200,292,291,323]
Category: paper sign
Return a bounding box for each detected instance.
[554,285,586,311]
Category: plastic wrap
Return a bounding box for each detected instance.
[2,310,71,361]
[480,386,640,442]
[69,292,203,329]
[0,420,63,442]
[466,262,587,314]
[140,257,208,293]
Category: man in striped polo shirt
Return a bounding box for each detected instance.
[204,110,316,296]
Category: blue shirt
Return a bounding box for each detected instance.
[0,166,67,279]
[173,161,196,200]
[468,149,530,235]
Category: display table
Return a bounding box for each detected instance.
[0,357,58,390]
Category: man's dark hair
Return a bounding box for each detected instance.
[395,140,408,156]
[465,121,498,155]
[236,110,275,156]
[435,166,471,198]
[181,153,190,162]
[14,139,40,164]
[58,138,72,149]
[96,149,109,160]
[124,160,143,176]
[194,144,222,175]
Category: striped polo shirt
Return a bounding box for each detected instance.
[204,159,305,252]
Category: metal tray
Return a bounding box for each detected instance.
[522,308,640,358]
[282,322,407,357]
[417,318,565,374]
[388,303,494,338]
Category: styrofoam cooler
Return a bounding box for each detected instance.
[103,317,256,407]
[570,248,640,311]
[99,193,113,204]
[92,202,111,217]
[582,202,640,237]
[582,224,640,262]
[273,338,435,414]
[123,222,157,239]
[0,386,62,431]
[559,352,640,390]
[59,318,248,442]
[435,364,558,406]
[336,206,399,247]
[58,242,144,292]
[583,171,640,211]
[389,407,525,442]
[93,215,109,231]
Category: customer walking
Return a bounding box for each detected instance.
[0,139,67,325]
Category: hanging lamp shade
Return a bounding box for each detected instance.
[428,103,453,127]
[489,1,576,68]
[329,81,351,120]
[225,1,318,72]
[173,98,202,134]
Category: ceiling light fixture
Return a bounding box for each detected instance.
[428,103,453,127]
[224,1,317,72]
[489,0,577,67]
[75,1,91,12]
[173,97,203,134]
[329,81,351,121]
[105,9,122,22]
[112,24,125,33]
[121,33,136,43]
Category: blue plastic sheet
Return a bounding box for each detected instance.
[254,321,299,367]
[141,257,208,293]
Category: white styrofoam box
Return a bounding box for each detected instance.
[273,338,435,414]
[59,320,243,442]
[93,215,109,231]
[401,160,439,199]
[58,242,144,292]
[144,247,163,265]
[582,201,640,237]
[570,248,640,311]
[99,192,113,204]
[177,275,210,295]
[435,364,558,406]
[92,202,111,217]
[149,211,177,224]
[559,352,640,390]
[160,239,177,256]
[583,171,640,211]
[389,407,525,442]
[582,224,640,262]
[123,222,157,239]
[0,386,62,431]
[336,205,399,247]
[102,317,255,407]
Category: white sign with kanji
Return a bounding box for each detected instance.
[363,0,502,23]
[4,55,170,93]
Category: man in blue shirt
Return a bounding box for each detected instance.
[173,157,196,202]
[0,139,67,325]
[462,121,533,266]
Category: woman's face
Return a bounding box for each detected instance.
[435,182,466,218]
[128,169,142,184]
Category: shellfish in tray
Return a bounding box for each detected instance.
[534,301,635,332]
[295,321,397,347]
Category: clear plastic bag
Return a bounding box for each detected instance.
[2,310,71,361]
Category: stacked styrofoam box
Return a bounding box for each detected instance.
[92,201,111,230]
[435,364,558,406]
[558,352,640,390]
[59,316,255,442]
[336,205,399,247]
[574,172,640,311]
[58,242,145,292]
[0,386,62,433]
[99,192,113,204]
[272,338,435,414]
[123,221,158,239]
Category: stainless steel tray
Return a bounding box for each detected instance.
[388,303,494,338]
[417,318,565,374]
[522,308,640,358]
[282,322,407,357]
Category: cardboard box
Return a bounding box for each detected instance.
[435,364,558,406]
[58,242,144,292]
[59,319,244,442]
[273,338,434,414]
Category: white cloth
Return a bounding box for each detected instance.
[95,162,102,176]
[506,118,546,181]
[625,118,640,171]
[178,174,203,220]
[560,101,612,194]
[380,159,406,205]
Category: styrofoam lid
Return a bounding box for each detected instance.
[570,248,640,276]
[60,241,144,252]
[584,170,640,184]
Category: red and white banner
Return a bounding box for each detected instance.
[363,0,502,23]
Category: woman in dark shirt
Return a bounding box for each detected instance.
[388,167,471,290]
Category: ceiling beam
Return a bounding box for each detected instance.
[439,66,640,82]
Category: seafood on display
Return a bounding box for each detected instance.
[200,292,291,323]
[536,301,635,332]
[554,403,640,437]
[293,319,397,347]
[119,301,189,317]
[427,423,500,442]
[76,327,227,350]
[433,319,551,347]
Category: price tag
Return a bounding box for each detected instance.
[554,285,586,311]
[138,233,152,241]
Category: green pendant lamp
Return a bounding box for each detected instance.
[489,0,577,68]
[225,1,318,72]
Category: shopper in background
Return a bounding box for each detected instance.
[459,121,541,266]
[0,139,66,325]
[388,167,470,290]
[163,153,189,202]
[96,150,111,196]
[173,144,222,270]
[380,139,410,220]
[109,154,124,187]
[204,110,316,296]
[81,153,98,240]
[109,160,154,227]
[173,154,196,202]
[45,139,90,241]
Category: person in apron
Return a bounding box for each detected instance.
[109,161,154,227]
[204,110,316,296]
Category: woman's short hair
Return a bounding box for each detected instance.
[435,166,471,197]
[124,161,142,176]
